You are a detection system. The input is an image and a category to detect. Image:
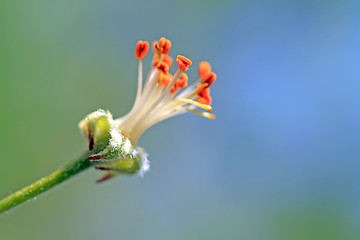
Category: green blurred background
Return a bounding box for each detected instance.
[1,0,359,239]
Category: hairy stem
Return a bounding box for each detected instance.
[0,150,96,215]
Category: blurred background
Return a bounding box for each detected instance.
[0,0,359,239]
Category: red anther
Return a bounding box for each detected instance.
[158,37,172,54]
[176,55,192,71]
[153,54,173,67]
[201,72,216,87]
[135,41,150,59]
[198,61,211,78]
[158,73,171,86]
[157,62,169,75]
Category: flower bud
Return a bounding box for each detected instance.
[78,110,114,151]
[88,128,150,180]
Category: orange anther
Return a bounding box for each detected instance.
[177,73,188,88]
[198,96,212,105]
[152,41,159,53]
[170,86,176,94]
[158,37,172,54]
[158,73,171,87]
[176,55,192,71]
[197,86,210,98]
[153,54,173,67]
[201,72,216,87]
[152,55,159,66]
[170,73,188,94]
[197,87,212,105]
[135,41,150,59]
[157,62,169,75]
[198,61,211,78]
[163,54,173,66]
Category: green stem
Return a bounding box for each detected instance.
[0,151,96,215]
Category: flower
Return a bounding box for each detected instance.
[79,37,216,182]
[117,37,216,143]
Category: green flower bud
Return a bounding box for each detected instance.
[79,111,150,182]
[78,110,114,151]
[88,128,149,175]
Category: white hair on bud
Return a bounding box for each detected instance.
[136,147,150,177]
[122,138,132,154]
[109,128,124,148]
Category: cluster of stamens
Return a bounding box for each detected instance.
[116,37,217,144]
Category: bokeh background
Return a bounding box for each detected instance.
[1,0,359,239]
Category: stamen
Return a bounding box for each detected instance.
[170,73,188,94]
[153,54,173,67]
[176,55,192,71]
[198,61,211,78]
[177,73,188,87]
[174,82,208,102]
[186,108,215,119]
[152,41,159,53]
[135,41,150,59]
[134,55,144,107]
[197,86,210,98]
[157,62,169,75]
[158,73,171,87]
[117,38,217,144]
[201,72,216,87]
[174,98,212,111]
[158,37,172,54]
[197,96,212,105]
[197,86,212,105]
